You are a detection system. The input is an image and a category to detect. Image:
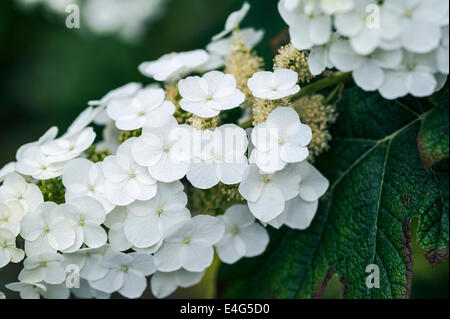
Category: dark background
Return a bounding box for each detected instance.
[0,0,448,299]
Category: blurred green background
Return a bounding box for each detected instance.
[0,0,447,299]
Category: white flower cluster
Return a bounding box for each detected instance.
[0,2,329,299]
[279,0,449,99]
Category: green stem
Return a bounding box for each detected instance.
[292,72,352,101]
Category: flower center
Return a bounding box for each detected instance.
[2,216,9,222]
[404,9,413,18]
[17,194,23,200]
[231,226,239,234]
[183,237,191,244]
[206,95,213,101]
[40,261,47,267]
[44,225,50,233]
[69,146,75,151]
[156,207,164,215]
[130,172,136,179]
[1,241,7,248]
[41,165,47,171]
[407,63,417,71]
[163,145,170,153]
[87,184,95,191]
[120,265,128,272]
[79,218,85,226]
[263,176,271,184]
[278,138,285,145]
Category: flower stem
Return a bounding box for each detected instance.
[292,71,351,101]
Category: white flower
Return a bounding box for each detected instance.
[71,278,110,299]
[104,206,133,252]
[239,163,302,222]
[88,82,142,107]
[383,0,448,54]
[131,115,193,182]
[329,39,403,91]
[308,35,338,75]
[102,138,157,206]
[15,146,66,180]
[15,126,58,162]
[436,26,449,74]
[62,197,107,253]
[268,161,329,229]
[66,106,102,136]
[124,181,190,249]
[106,86,175,131]
[215,204,269,264]
[247,69,300,100]
[320,0,354,15]
[0,172,43,213]
[151,269,204,299]
[153,215,225,272]
[40,127,96,163]
[96,121,121,154]
[139,50,209,82]
[212,2,251,41]
[207,28,265,57]
[20,202,76,256]
[178,71,245,118]
[278,0,332,50]
[0,201,25,236]
[62,158,114,213]
[18,252,66,285]
[0,228,24,268]
[90,249,156,298]
[63,246,109,281]
[0,162,15,182]
[378,51,438,99]
[250,107,311,173]
[187,124,248,189]
[5,282,69,299]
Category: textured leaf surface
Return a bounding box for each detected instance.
[219,87,449,299]
[417,88,449,169]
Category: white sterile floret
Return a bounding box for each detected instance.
[250,107,312,173]
[62,196,107,253]
[153,215,225,272]
[106,86,175,131]
[90,249,156,299]
[15,126,58,162]
[15,145,66,180]
[0,228,24,268]
[0,162,15,182]
[239,163,302,223]
[0,173,43,214]
[378,51,439,99]
[383,0,448,54]
[5,282,69,299]
[248,69,300,100]
[215,204,269,264]
[131,115,193,182]
[20,202,76,256]
[212,2,251,41]
[307,34,338,75]
[187,124,248,189]
[124,181,190,250]
[71,279,111,299]
[18,252,66,285]
[436,26,449,75]
[63,246,109,281]
[178,71,245,118]
[102,138,157,206]
[66,106,102,136]
[151,269,204,299]
[329,39,403,91]
[104,206,132,252]
[207,28,265,58]
[139,50,209,82]
[0,201,25,236]
[96,121,121,154]
[278,0,332,50]
[62,158,114,213]
[268,161,329,229]
[320,0,354,15]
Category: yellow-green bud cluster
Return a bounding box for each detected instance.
[251,98,291,126]
[118,129,142,144]
[84,145,112,163]
[273,44,314,85]
[37,178,66,204]
[293,94,338,162]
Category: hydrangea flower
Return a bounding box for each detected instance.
[436,26,449,75]
[102,138,157,206]
[212,2,250,41]
[62,158,114,213]
[215,204,269,264]
[139,50,209,82]
[178,71,245,118]
[0,201,25,236]
[90,249,156,299]
[63,246,109,281]
[106,86,175,131]
[0,162,15,182]
[62,197,107,253]
[239,163,302,222]
[153,215,225,272]
[247,69,300,100]
[18,252,66,285]
[151,269,204,299]
[0,228,24,268]
[71,278,110,299]
[5,282,69,299]
[278,0,332,50]
[103,206,133,252]
[187,124,249,189]
[0,173,43,214]
[250,107,312,173]
[15,146,67,180]
[207,28,265,58]
[131,115,193,182]
[268,161,329,229]
[124,181,190,249]
[20,202,76,256]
